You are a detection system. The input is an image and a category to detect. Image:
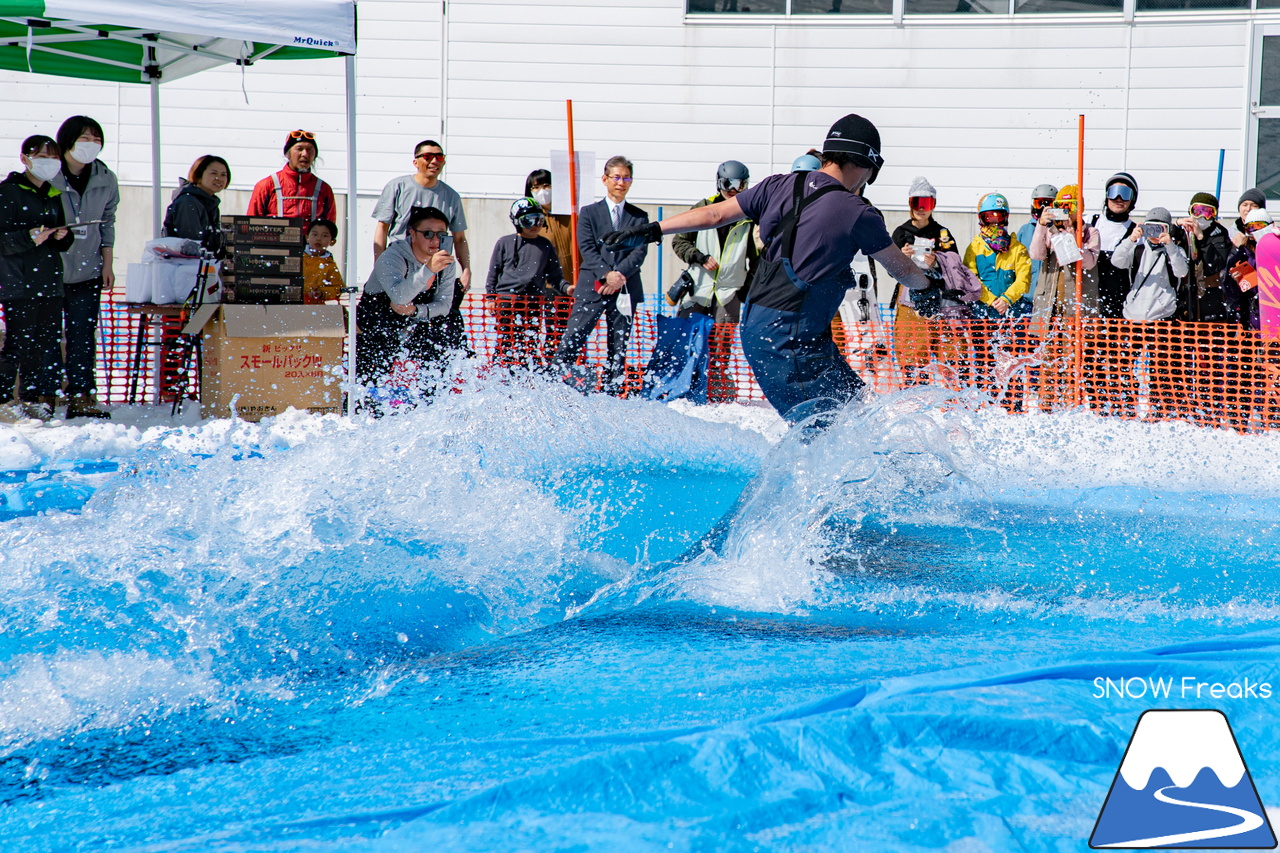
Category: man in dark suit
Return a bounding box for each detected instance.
[550,155,649,394]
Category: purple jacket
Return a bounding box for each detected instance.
[935,250,983,319]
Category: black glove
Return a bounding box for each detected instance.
[689,250,710,266]
[601,221,662,250]
[940,289,967,302]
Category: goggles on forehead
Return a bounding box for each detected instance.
[909,196,936,212]
[978,210,1009,225]
[1244,218,1273,233]
[1106,184,1135,202]
[1190,204,1218,219]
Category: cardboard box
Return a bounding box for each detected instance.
[222,275,304,304]
[220,215,306,246]
[225,245,304,275]
[184,304,346,421]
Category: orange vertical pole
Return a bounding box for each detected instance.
[1074,114,1086,408]
[567,99,581,287]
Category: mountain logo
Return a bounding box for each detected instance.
[1091,709,1276,849]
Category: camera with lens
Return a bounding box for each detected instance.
[666,268,696,307]
[1141,221,1168,241]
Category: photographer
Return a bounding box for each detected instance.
[889,176,957,384]
[1112,207,1188,323]
[669,160,758,401]
[1028,185,1100,320]
[1176,192,1232,323]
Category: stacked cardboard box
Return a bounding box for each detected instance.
[183,303,346,421]
[219,216,306,304]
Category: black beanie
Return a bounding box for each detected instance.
[1189,192,1219,210]
[1238,188,1267,209]
[283,131,318,156]
[822,114,884,171]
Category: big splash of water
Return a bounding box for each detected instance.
[2,376,1279,851]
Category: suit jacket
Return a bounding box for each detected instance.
[576,198,649,302]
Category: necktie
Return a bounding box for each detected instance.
[611,203,621,230]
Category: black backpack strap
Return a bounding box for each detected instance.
[773,171,846,262]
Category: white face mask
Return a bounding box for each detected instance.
[532,188,551,208]
[70,141,102,164]
[27,157,61,182]
[1195,216,1214,232]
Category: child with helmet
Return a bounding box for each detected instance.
[485,197,574,367]
[964,193,1032,319]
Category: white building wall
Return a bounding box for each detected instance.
[0,0,1269,291]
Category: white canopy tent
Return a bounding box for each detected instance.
[1,0,361,406]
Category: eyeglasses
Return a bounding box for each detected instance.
[1190,204,1218,219]
[289,130,316,141]
[605,175,633,184]
[910,197,936,212]
[1106,184,1135,202]
[412,229,449,240]
[416,152,445,163]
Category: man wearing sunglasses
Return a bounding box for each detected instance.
[372,140,471,288]
[1091,172,1139,318]
[246,130,337,224]
[356,205,458,401]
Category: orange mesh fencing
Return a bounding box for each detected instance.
[0,287,1267,433]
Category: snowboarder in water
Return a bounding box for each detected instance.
[603,114,932,426]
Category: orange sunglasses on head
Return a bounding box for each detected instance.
[289,130,316,141]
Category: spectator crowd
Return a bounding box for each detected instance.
[2,118,1277,424]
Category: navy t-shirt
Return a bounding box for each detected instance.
[735,171,893,284]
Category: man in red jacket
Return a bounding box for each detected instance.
[246,130,337,223]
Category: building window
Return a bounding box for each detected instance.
[791,0,893,11]
[1136,0,1249,8]
[1014,0,1123,11]
[904,0,1001,12]
[686,0,785,12]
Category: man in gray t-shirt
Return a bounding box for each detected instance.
[372,139,472,291]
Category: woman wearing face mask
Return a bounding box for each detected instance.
[52,115,118,419]
[523,168,575,357]
[0,135,74,423]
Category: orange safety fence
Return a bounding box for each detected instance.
[3,287,1276,433]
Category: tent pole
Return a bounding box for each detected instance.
[150,75,162,238]
[344,52,360,416]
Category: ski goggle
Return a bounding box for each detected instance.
[515,213,545,230]
[1054,201,1077,213]
[1106,184,1135,202]
[978,210,1008,225]
[1032,197,1056,209]
[1190,204,1218,219]
[719,178,749,193]
[909,196,936,212]
[1244,218,1272,233]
